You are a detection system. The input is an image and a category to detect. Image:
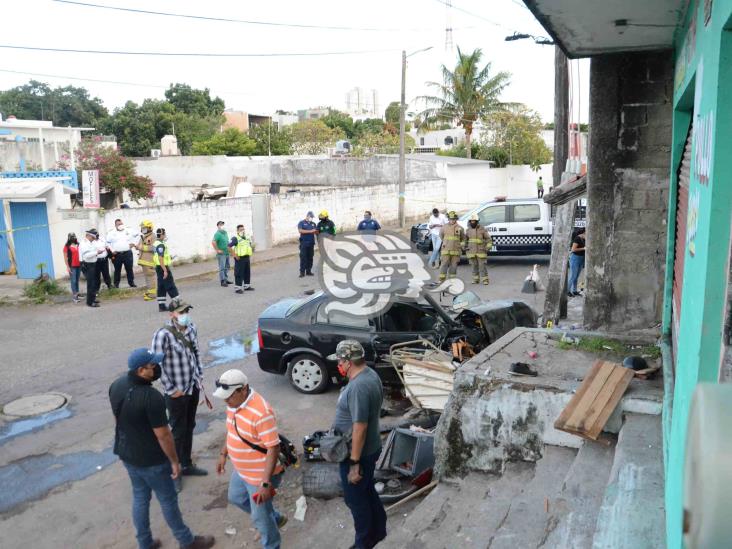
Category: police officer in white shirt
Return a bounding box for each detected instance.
[92,229,112,291]
[80,229,104,307]
[107,218,137,288]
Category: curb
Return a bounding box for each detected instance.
[173,249,301,283]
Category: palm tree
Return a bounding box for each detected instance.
[419,48,511,159]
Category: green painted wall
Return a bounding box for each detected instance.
[665,1,732,547]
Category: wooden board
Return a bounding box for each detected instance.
[554,360,634,441]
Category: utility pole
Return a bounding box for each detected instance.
[553,46,569,190]
[398,49,407,228]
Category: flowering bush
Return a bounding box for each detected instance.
[57,136,155,201]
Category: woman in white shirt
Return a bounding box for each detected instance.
[427,208,448,268]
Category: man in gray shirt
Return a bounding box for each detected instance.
[329,340,387,548]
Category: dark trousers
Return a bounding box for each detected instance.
[234,256,251,287]
[84,262,98,305]
[538,189,544,198]
[299,242,314,274]
[155,266,180,303]
[340,450,387,549]
[96,257,111,289]
[112,250,135,287]
[165,387,199,468]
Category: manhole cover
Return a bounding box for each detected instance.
[3,393,68,417]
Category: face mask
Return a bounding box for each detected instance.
[117,224,125,231]
[218,227,225,232]
[176,314,190,326]
[150,364,162,381]
[364,215,371,221]
[469,221,478,228]
[337,361,350,378]
[238,232,245,237]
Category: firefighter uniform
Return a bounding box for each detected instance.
[137,220,157,301]
[153,229,180,311]
[438,212,464,281]
[230,233,254,293]
[465,219,492,284]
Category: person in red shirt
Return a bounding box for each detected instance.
[63,233,82,303]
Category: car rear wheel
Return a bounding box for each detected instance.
[287,354,329,394]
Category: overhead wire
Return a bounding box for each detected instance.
[431,0,510,29]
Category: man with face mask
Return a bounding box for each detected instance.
[80,228,104,307]
[357,211,381,232]
[438,211,465,283]
[228,224,255,294]
[297,211,318,278]
[107,218,137,289]
[465,213,492,285]
[109,348,215,549]
[151,302,210,492]
[137,220,157,302]
[329,340,387,549]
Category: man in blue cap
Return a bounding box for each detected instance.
[109,348,215,549]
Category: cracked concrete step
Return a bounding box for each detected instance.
[592,413,665,549]
[542,439,617,548]
[484,445,577,549]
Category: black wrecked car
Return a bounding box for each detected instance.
[256,291,536,394]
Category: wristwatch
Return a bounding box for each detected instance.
[348,458,360,466]
[261,482,271,489]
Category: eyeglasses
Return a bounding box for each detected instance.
[215,380,243,390]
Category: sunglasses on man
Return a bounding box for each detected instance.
[215,380,244,390]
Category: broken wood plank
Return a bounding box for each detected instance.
[554,360,634,440]
[542,200,577,327]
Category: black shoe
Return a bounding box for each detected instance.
[129,283,137,288]
[150,540,162,549]
[235,289,244,294]
[113,284,119,289]
[87,303,100,308]
[299,273,305,278]
[93,299,100,304]
[567,292,574,298]
[572,291,582,297]
[159,304,168,312]
[509,362,538,377]
[220,280,227,287]
[244,286,254,291]
[174,476,182,493]
[306,271,314,276]
[181,464,208,476]
[181,535,215,549]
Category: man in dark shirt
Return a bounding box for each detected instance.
[568,228,586,297]
[109,348,214,549]
[329,340,387,549]
[316,210,337,236]
[357,211,381,232]
[297,211,318,278]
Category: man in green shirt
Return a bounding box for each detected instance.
[537,176,544,198]
[211,221,232,287]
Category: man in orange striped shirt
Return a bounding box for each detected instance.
[214,369,286,549]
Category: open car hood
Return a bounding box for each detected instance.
[456,300,537,343]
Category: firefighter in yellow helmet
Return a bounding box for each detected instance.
[465,213,492,284]
[136,219,157,301]
[438,211,464,281]
[316,209,336,236]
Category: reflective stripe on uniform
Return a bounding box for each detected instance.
[153,240,172,267]
[468,238,484,243]
[234,236,253,257]
[444,236,460,241]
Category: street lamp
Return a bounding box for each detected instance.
[399,46,433,228]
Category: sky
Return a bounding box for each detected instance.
[1,0,589,124]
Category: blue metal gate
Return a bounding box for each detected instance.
[9,202,54,279]
[0,201,10,273]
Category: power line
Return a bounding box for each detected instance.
[52,0,455,33]
[0,44,399,58]
[431,0,508,29]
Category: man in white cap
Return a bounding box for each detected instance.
[214,369,287,549]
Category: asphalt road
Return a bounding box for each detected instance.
[0,253,548,548]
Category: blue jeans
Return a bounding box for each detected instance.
[123,461,194,549]
[340,451,387,549]
[228,472,283,549]
[217,253,230,282]
[568,253,585,294]
[429,234,442,265]
[69,266,81,295]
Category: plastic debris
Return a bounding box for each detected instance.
[96,465,102,470]
[294,495,307,522]
[528,351,538,359]
[375,482,385,494]
[225,526,237,536]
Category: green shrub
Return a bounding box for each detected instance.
[23,278,66,304]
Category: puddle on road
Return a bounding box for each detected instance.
[205,332,259,369]
[0,407,73,445]
[0,448,116,513]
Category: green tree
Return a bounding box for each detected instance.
[190,128,257,156]
[419,47,511,158]
[290,120,345,155]
[249,123,293,155]
[56,137,154,202]
[485,106,552,169]
[353,118,385,139]
[321,110,355,139]
[385,101,400,125]
[164,83,225,118]
[353,131,415,156]
[0,80,109,128]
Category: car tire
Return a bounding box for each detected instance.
[287,354,330,394]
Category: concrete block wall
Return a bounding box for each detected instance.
[585,50,673,331]
[268,179,446,246]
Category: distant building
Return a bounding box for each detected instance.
[345,87,380,119]
[297,107,330,122]
[222,110,272,132]
[272,113,298,129]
